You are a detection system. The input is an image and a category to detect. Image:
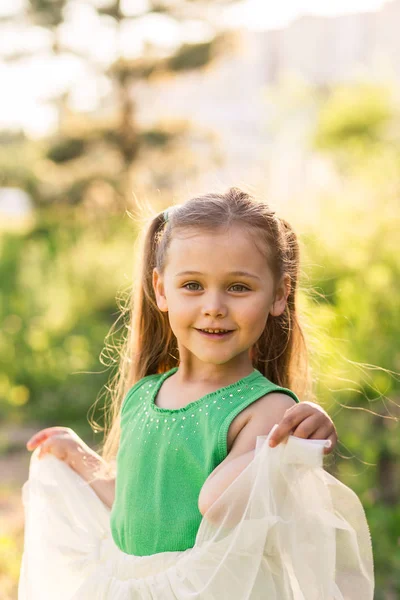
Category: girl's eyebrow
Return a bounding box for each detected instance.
[175,270,261,280]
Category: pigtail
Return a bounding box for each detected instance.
[253,218,310,401]
[129,212,179,382]
[97,212,179,471]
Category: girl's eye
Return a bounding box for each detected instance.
[183,282,202,291]
[182,282,250,292]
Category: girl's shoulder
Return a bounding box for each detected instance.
[121,372,163,416]
[250,371,300,405]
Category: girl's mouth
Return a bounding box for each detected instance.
[196,328,234,338]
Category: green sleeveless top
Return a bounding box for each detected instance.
[110,367,299,556]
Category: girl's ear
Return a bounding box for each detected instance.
[270,274,291,317]
[153,268,168,312]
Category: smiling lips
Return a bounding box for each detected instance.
[200,328,232,333]
[196,328,234,337]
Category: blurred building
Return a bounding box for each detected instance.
[135,31,270,192]
[264,0,400,84]
[135,0,400,197]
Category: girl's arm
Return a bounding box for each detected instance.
[27,426,116,509]
[72,452,116,509]
[198,393,295,516]
[198,449,255,516]
[86,477,115,509]
[199,394,337,516]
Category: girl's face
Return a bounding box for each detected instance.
[153,225,289,372]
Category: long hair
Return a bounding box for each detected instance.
[97,187,311,471]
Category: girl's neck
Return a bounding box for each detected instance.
[175,359,254,389]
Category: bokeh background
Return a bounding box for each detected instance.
[1,1,399,598]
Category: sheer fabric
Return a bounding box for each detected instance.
[18,426,374,599]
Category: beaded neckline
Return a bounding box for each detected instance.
[149,367,262,414]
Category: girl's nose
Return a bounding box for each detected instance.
[201,294,227,318]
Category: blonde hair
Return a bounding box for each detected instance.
[95,187,311,471]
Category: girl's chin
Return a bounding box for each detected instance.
[186,349,248,367]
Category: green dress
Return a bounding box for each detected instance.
[110,367,299,556]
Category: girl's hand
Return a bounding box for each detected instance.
[26,426,104,475]
[268,402,337,455]
[27,426,115,506]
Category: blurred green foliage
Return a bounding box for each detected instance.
[314,83,394,150]
[0,212,135,446]
[46,137,87,164]
[307,82,400,598]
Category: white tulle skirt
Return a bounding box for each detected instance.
[18,426,374,599]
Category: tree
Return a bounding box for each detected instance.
[1,0,237,209]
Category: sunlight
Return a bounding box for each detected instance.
[223,0,387,29]
[0,0,391,136]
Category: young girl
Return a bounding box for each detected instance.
[20,188,373,599]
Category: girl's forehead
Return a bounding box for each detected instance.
[165,226,270,272]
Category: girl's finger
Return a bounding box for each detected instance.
[293,425,337,455]
[292,421,334,441]
[27,427,70,450]
[323,432,338,455]
[269,407,317,446]
[37,436,68,461]
[37,438,56,459]
[289,415,324,439]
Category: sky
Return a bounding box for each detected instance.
[0,0,389,137]
[0,0,388,29]
[223,0,387,29]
